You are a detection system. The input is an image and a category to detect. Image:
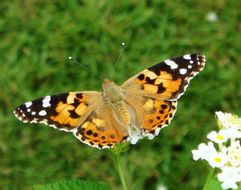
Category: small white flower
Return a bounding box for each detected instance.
[225,128,241,139]
[217,166,240,189]
[208,152,228,168]
[215,111,241,130]
[207,130,228,144]
[206,12,218,22]
[193,111,241,189]
[192,142,217,161]
[227,141,241,167]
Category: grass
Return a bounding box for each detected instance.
[0,0,240,189]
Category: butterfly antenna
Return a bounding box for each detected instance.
[68,57,103,80]
[114,42,125,68]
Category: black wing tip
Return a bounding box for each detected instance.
[187,54,206,71]
[13,106,28,123]
[191,53,206,63]
[196,54,206,71]
[195,53,206,61]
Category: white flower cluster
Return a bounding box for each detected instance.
[192,111,241,189]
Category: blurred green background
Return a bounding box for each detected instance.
[0,0,240,190]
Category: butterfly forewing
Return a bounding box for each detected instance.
[14,92,100,131]
[122,54,205,100]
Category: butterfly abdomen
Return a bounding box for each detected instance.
[103,80,132,125]
[113,102,131,125]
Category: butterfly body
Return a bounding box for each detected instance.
[102,79,124,103]
[14,54,206,149]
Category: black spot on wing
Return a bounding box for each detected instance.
[49,93,69,106]
[145,77,155,84]
[76,93,83,99]
[68,109,81,118]
[137,73,145,81]
[161,104,167,109]
[157,83,166,93]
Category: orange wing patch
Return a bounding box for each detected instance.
[141,98,177,135]
[50,93,88,128]
[136,70,182,98]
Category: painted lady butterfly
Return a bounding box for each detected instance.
[14,54,206,149]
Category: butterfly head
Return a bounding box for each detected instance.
[102,79,123,103]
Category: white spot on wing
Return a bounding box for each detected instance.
[180,68,187,75]
[31,112,36,115]
[39,119,48,124]
[42,96,51,108]
[188,65,192,69]
[31,119,38,123]
[39,110,47,116]
[183,54,191,60]
[165,60,178,69]
[27,108,31,112]
[49,124,57,128]
[25,102,32,108]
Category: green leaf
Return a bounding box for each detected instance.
[203,176,222,190]
[34,180,111,190]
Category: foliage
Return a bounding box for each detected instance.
[34,179,110,190]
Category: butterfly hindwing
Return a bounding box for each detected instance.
[122,54,205,100]
[140,99,177,136]
[74,103,129,149]
[124,93,177,137]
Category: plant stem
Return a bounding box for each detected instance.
[112,152,128,190]
[203,167,215,190]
